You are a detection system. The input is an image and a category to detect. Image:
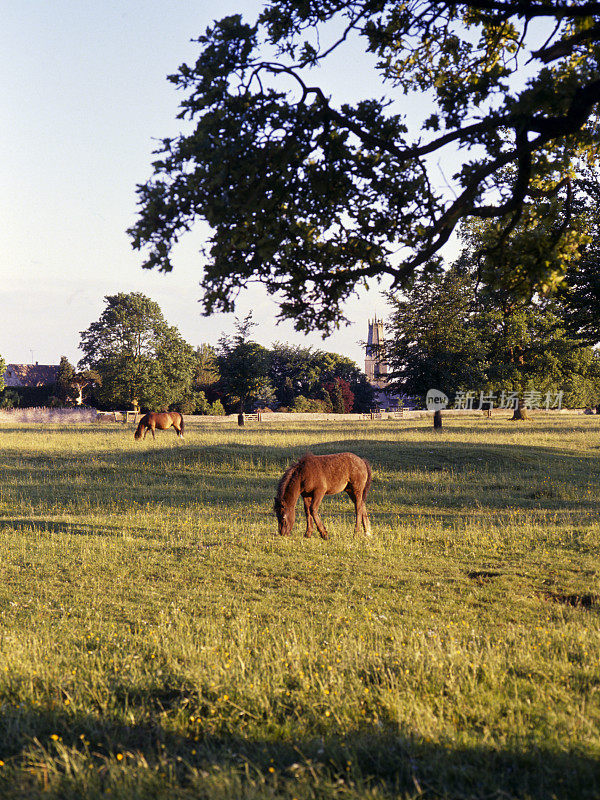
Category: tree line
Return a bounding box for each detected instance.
[0,293,373,414]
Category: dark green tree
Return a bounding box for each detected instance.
[69,369,102,406]
[55,356,75,403]
[311,351,373,412]
[561,248,600,346]
[129,1,600,331]
[350,376,376,414]
[268,344,322,407]
[557,170,600,346]
[462,190,600,386]
[79,293,196,410]
[55,357,101,405]
[386,267,489,401]
[267,344,373,411]
[331,381,345,415]
[175,344,221,414]
[216,315,272,413]
[482,299,600,415]
[386,262,600,409]
[0,389,19,409]
[194,344,219,387]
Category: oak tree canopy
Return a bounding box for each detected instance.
[129,0,600,331]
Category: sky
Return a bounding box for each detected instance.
[1,1,449,369]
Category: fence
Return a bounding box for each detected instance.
[238,409,415,423]
[96,411,139,423]
[0,406,583,426]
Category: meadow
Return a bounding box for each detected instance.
[0,415,598,799]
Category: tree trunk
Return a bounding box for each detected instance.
[512,398,529,420]
[433,410,442,430]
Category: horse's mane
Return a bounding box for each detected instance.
[273,453,311,514]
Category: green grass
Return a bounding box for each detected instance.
[0,416,598,799]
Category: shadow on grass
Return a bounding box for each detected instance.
[2,436,600,524]
[118,434,600,475]
[0,700,597,799]
[0,518,128,538]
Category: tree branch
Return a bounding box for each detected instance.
[453,0,600,18]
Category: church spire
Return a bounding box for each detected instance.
[365,318,388,384]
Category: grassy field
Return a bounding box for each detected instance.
[0,415,598,799]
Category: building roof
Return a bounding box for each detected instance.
[4,364,60,388]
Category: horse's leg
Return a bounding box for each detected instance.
[310,490,329,540]
[151,426,156,440]
[345,485,361,536]
[302,495,314,538]
[360,499,372,536]
[348,482,372,536]
[142,426,148,440]
[357,482,373,537]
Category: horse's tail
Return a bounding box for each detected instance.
[362,458,372,499]
[179,413,185,436]
[134,419,144,440]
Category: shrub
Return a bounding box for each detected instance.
[209,400,226,415]
[290,395,331,413]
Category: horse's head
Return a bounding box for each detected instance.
[274,497,295,536]
[134,425,143,440]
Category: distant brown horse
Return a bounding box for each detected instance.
[274,452,372,539]
[134,411,184,440]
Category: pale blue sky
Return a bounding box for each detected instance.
[1,1,445,368]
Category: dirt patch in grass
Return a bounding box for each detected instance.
[542,591,599,609]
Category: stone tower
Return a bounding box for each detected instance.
[365,316,388,387]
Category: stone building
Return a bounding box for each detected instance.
[365,317,400,409]
[365,316,388,387]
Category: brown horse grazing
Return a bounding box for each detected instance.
[274,452,372,539]
[134,411,184,441]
